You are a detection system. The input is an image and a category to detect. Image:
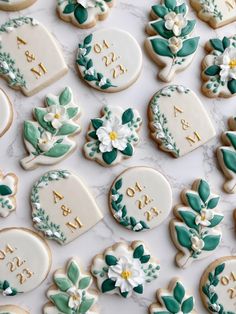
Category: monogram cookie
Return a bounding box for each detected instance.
[0,170,18,218]
[0,88,13,138]
[76,28,142,92]
[0,17,67,96]
[31,170,103,245]
[0,0,36,11]
[0,305,29,314]
[109,167,172,232]
[0,228,51,296]
[200,256,236,313]
[170,179,223,268]
[21,87,81,170]
[148,85,216,158]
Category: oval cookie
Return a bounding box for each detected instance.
[200,256,236,313]
[0,170,18,218]
[0,89,13,138]
[0,305,29,314]
[148,85,216,158]
[109,167,172,232]
[0,228,51,295]
[0,0,36,11]
[31,170,103,245]
[76,28,142,92]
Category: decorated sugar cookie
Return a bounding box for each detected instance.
[0,228,51,296]
[190,0,236,29]
[0,305,29,314]
[0,170,18,218]
[91,241,160,298]
[0,88,13,138]
[202,36,236,98]
[170,179,223,268]
[200,256,236,313]
[84,106,142,167]
[217,115,236,194]
[57,0,114,29]
[21,87,81,170]
[31,170,103,245]
[109,167,172,232]
[148,85,216,158]
[76,29,142,92]
[0,0,36,11]
[44,258,98,314]
[145,0,199,82]
[0,17,67,96]
[150,278,196,314]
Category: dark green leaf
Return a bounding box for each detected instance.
[228,79,236,94]
[207,196,220,209]
[84,34,93,45]
[50,293,72,314]
[140,255,150,264]
[178,210,198,231]
[63,4,76,14]
[133,245,144,259]
[175,226,192,249]
[175,3,187,14]
[221,148,236,173]
[74,4,88,24]
[133,284,143,294]
[209,214,223,227]
[177,37,199,57]
[181,296,194,313]
[181,20,196,37]
[186,193,202,212]
[210,39,224,52]
[205,65,221,76]
[223,37,230,49]
[23,121,40,150]
[152,5,168,18]
[102,149,118,165]
[121,143,133,156]
[162,296,180,313]
[214,263,225,276]
[91,119,103,130]
[150,38,173,58]
[67,260,80,285]
[122,108,134,124]
[198,179,210,202]
[227,132,236,150]
[150,20,174,39]
[101,279,116,293]
[203,235,221,251]
[88,131,98,139]
[105,255,118,266]
[173,281,185,303]
[115,178,122,190]
[0,185,12,196]
[164,0,176,10]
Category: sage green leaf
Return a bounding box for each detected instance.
[175,226,192,249]
[23,121,40,149]
[181,296,194,313]
[198,180,210,202]
[122,108,134,124]
[214,263,225,276]
[133,245,144,259]
[67,107,79,119]
[226,132,236,150]
[178,210,198,231]
[162,296,180,313]
[210,38,224,52]
[203,235,221,251]
[74,4,88,24]
[223,37,230,49]
[207,196,220,209]
[209,214,223,227]
[34,108,55,134]
[67,260,80,285]
[79,276,91,290]
[54,277,72,292]
[59,87,72,106]
[152,4,168,18]
[177,37,199,57]
[91,119,103,130]
[115,178,122,190]
[101,278,116,293]
[45,96,58,106]
[186,193,201,212]
[175,3,187,14]
[121,143,133,156]
[0,185,12,196]
[105,255,118,266]
[204,65,221,76]
[79,297,94,313]
[150,20,174,39]
[133,284,143,294]
[228,79,236,94]
[102,149,117,165]
[164,0,176,10]
[63,3,77,14]
[50,293,72,314]
[221,149,236,173]
[181,20,196,37]
[57,123,78,136]
[44,144,71,158]
[84,34,93,45]
[174,281,185,304]
[150,38,173,58]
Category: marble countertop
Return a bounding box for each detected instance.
[0,0,235,313]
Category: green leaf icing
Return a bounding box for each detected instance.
[0,172,17,218]
[0,280,18,296]
[196,0,223,26]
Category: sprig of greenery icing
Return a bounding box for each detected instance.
[0,17,38,88]
[57,0,112,25]
[84,106,142,166]
[76,34,116,90]
[44,259,97,314]
[151,280,195,314]
[198,0,223,21]
[110,178,149,232]
[0,178,15,213]
[150,85,190,157]
[148,0,199,66]
[31,170,70,244]
[171,179,223,265]
[0,280,18,296]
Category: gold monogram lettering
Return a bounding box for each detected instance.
[53,191,64,204]
[0,244,15,260]
[66,217,83,232]
[181,119,190,130]
[25,50,36,63]
[174,105,183,117]
[225,0,236,10]
[31,63,47,78]
[186,131,201,146]
[17,36,27,48]
[61,205,72,217]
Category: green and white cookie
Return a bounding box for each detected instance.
[0,170,18,218]
[0,305,29,314]
[0,0,36,11]
[170,179,223,268]
[0,88,13,138]
[109,167,172,232]
[91,241,160,298]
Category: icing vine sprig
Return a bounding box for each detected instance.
[0,280,18,296]
[199,0,223,21]
[0,17,38,33]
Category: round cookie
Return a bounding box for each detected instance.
[0,305,29,314]
[57,0,114,29]
[0,228,51,295]
[200,256,236,313]
[0,89,13,138]
[76,28,142,92]
[0,0,36,11]
[0,170,18,218]
[109,167,172,232]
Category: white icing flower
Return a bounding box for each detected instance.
[211,303,221,312]
[133,223,143,231]
[176,85,186,93]
[168,37,183,54]
[67,286,82,309]
[209,285,215,293]
[33,216,41,223]
[2,287,13,296]
[153,122,162,131]
[108,256,145,293]
[112,194,119,201]
[191,236,204,252]
[49,173,59,180]
[152,106,159,114]
[38,131,55,152]
[5,27,14,33]
[77,0,98,8]
[44,105,67,129]
[78,48,87,57]
[96,117,131,153]
[156,132,165,139]
[8,72,16,80]
[31,19,39,26]
[217,47,236,82]
[164,12,187,36]
[114,210,123,220]
[195,208,214,227]
[98,77,107,88]
[85,67,96,76]
[54,232,61,238]
[0,61,9,71]
[33,202,41,210]
[45,230,53,236]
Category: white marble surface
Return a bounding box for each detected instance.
[0,0,235,313]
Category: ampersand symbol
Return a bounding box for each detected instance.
[61,205,71,217]
[181,119,190,130]
[25,50,36,63]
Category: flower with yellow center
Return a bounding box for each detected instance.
[195,208,214,227]
[44,104,67,129]
[218,47,236,82]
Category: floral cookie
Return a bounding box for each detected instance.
[109,167,172,232]
[145,0,199,82]
[170,179,223,269]
[31,170,103,245]
[0,305,29,314]
[200,256,236,313]
[0,0,36,10]
[76,29,142,92]
[0,17,67,96]
[202,36,236,98]
[0,170,18,218]
[0,88,13,138]
[0,228,51,296]
[84,106,142,167]
[44,258,98,314]
[57,0,114,29]
[21,87,81,170]
[150,278,196,314]
[217,115,236,194]
[190,0,236,29]
[148,85,216,158]
[91,241,160,298]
